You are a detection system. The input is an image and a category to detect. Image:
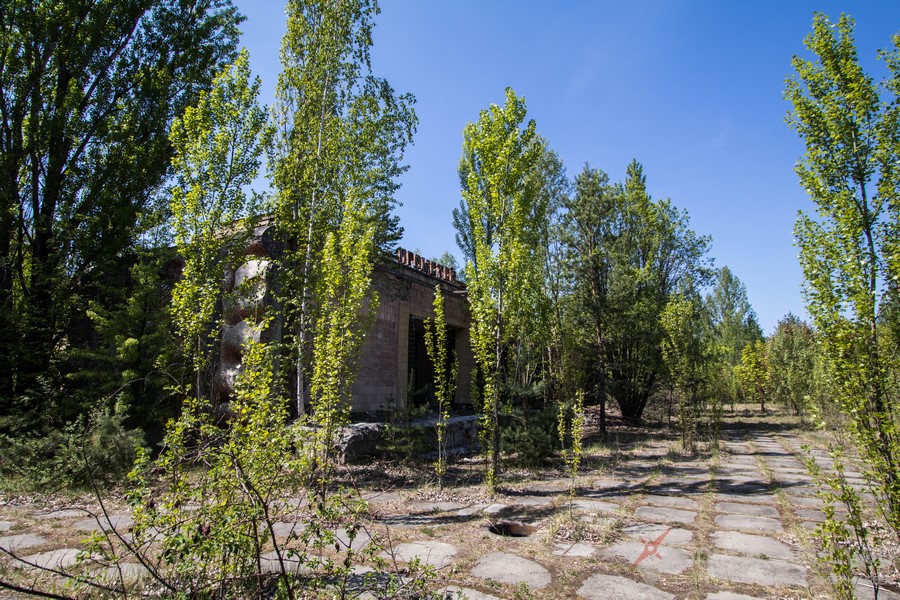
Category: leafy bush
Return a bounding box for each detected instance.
[501,408,558,467]
[0,407,144,490]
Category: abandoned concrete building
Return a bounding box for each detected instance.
[353,248,474,414]
[216,222,474,417]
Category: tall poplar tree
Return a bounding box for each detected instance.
[458,87,547,489]
[661,290,707,451]
[787,12,900,534]
[168,49,269,399]
[270,0,416,416]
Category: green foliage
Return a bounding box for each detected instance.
[562,165,617,433]
[270,0,416,415]
[381,400,431,462]
[0,0,242,432]
[805,446,884,599]
[561,162,712,425]
[705,266,763,407]
[766,313,818,415]
[424,285,458,490]
[0,407,144,491]
[169,49,269,387]
[127,340,404,598]
[500,408,558,468]
[558,390,585,496]
[79,250,177,441]
[129,340,290,595]
[735,340,768,412]
[787,12,900,536]
[309,199,378,471]
[459,87,548,491]
[661,292,707,451]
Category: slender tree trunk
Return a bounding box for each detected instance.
[588,265,607,435]
[0,190,16,404]
[594,324,607,436]
[492,295,503,485]
[294,69,332,419]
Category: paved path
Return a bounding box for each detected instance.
[0,412,896,599]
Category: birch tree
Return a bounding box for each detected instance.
[270,0,416,416]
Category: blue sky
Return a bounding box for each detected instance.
[233,1,900,334]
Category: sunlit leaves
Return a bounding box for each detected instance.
[459,87,546,490]
[424,284,457,490]
[169,50,268,379]
[786,12,900,536]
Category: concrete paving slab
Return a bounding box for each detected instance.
[714,492,776,505]
[621,523,693,546]
[787,495,824,508]
[781,485,818,497]
[715,514,783,532]
[853,578,900,600]
[521,480,570,494]
[382,540,456,568]
[645,483,701,496]
[642,494,700,511]
[767,459,805,468]
[454,504,489,517]
[482,503,508,515]
[715,501,780,518]
[270,521,306,539]
[513,496,555,507]
[710,531,795,559]
[362,491,403,504]
[259,550,318,574]
[0,534,47,552]
[0,521,12,532]
[74,515,133,532]
[774,476,815,488]
[471,551,551,590]
[707,553,807,587]
[410,501,467,512]
[33,509,86,520]
[602,539,693,574]
[577,573,674,599]
[96,562,150,585]
[715,482,772,496]
[553,542,595,557]
[572,499,618,513]
[21,548,82,570]
[378,514,441,528]
[585,478,630,492]
[634,506,697,525]
[334,526,371,550]
[795,508,826,522]
[441,586,503,600]
[705,593,764,600]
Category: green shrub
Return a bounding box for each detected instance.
[501,408,558,467]
[0,407,144,490]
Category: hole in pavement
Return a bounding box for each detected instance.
[488,521,536,537]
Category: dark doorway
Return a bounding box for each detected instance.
[407,315,456,409]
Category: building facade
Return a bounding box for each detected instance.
[215,224,473,416]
